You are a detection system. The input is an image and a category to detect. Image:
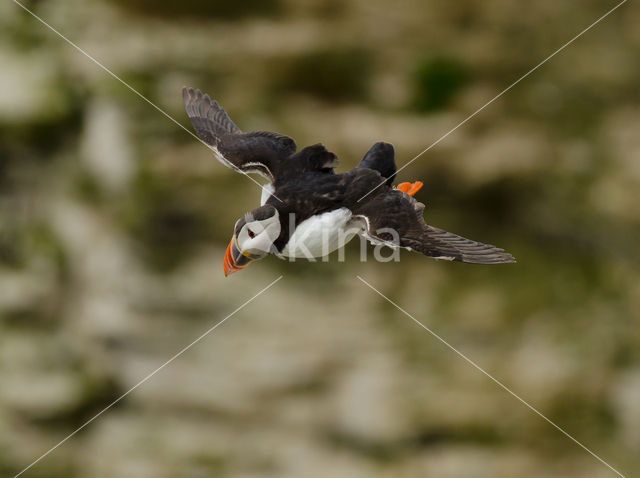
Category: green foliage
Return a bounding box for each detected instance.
[121,168,218,272]
[412,56,469,112]
[107,0,283,20]
[274,48,373,103]
[0,222,66,274]
[0,83,83,159]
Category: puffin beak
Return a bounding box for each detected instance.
[223,237,253,276]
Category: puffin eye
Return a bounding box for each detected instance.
[247,229,256,239]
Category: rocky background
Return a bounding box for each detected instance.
[1,0,639,476]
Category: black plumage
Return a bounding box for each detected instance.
[183,88,336,183]
[183,87,515,264]
[357,141,396,185]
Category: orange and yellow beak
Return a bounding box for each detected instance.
[223,237,253,276]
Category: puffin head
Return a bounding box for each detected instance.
[224,204,281,276]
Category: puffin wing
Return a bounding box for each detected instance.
[354,190,515,264]
[183,87,296,183]
[357,142,396,186]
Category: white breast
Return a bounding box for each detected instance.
[281,208,362,258]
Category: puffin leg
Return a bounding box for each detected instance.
[396,181,423,196]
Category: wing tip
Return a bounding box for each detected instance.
[182,86,239,134]
[182,86,200,102]
[182,86,217,110]
[371,141,395,155]
[459,251,517,265]
[182,86,200,114]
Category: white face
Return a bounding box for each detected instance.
[235,209,281,257]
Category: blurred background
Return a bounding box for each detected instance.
[1,0,639,476]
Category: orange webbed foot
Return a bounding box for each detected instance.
[406,181,423,196]
[396,181,423,197]
[396,182,412,193]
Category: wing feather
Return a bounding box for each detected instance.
[355,189,515,264]
[357,142,396,186]
[183,87,241,143]
[404,224,515,264]
[182,87,297,183]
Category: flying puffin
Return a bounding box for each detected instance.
[182,87,515,276]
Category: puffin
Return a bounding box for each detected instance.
[182,87,515,276]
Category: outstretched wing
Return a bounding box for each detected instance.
[354,190,515,264]
[183,87,297,183]
[402,224,516,264]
